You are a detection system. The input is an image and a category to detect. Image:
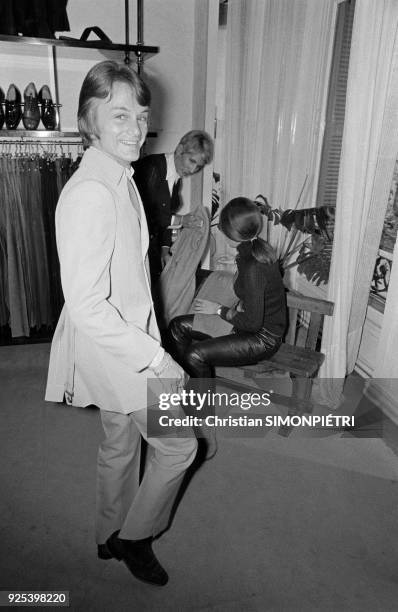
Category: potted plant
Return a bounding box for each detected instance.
[254,194,335,286]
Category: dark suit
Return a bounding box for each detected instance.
[132,154,182,278]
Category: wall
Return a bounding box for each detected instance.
[0,0,210,209]
[141,0,196,153]
[60,0,198,152]
[0,0,198,149]
[65,0,206,210]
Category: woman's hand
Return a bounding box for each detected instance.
[193,299,221,315]
[236,300,244,312]
[225,307,236,321]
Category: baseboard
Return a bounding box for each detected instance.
[364,379,398,426]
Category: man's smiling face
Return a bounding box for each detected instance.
[92,80,149,167]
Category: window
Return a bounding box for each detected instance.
[369,156,398,312]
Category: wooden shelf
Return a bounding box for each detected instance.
[0,34,159,59]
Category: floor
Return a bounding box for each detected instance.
[1,343,398,611]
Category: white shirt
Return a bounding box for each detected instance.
[165,152,182,229]
[165,152,179,195]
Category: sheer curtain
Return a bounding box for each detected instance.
[221,0,336,260]
[215,0,336,271]
[319,0,398,405]
[351,1,398,419]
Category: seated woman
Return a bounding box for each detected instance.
[169,196,287,380]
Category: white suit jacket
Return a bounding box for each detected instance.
[45,146,161,414]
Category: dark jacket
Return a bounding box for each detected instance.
[132,154,182,258]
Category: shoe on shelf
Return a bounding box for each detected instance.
[0,88,4,129]
[38,84,58,130]
[5,84,22,130]
[105,530,169,586]
[22,82,40,130]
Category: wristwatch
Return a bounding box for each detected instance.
[216,306,223,316]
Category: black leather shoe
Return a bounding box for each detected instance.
[5,84,21,130]
[38,85,58,130]
[0,88,4,130]
[105,530,168,586]
[22,82,40,130]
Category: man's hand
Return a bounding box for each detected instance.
[151,352,188,395]
[160,246,172,269]
[193,299,221,315]
[181,213,203,229]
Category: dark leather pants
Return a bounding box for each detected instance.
[168,315,281,378]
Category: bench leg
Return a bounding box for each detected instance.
[278,376,313,437]
[291,376,313,413]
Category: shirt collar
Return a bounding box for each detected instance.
[165,152,179,184]
[83,146,132,186]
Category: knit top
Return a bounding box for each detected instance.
[220,241,287,336]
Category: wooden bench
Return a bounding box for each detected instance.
[216,289,334,423]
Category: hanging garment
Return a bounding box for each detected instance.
[2,157,31,337]
[0,1,17,35]
[20,156,52,328]
[0,147,77,339]
[40,156,60,322]
[157,206,210,327]
[0,163,9,326]
[0,0,70,37]
[0,235,7,326]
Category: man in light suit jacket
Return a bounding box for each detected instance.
[133,130,213,279]
[45,61,197,587]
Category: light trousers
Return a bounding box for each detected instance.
[96,406,197,544]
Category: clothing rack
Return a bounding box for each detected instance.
[0,131,156,143]
[0,134,84,158]
[0,139,81,143]
[0,131,81,141]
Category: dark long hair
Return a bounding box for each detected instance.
[78,60,151,147]
[219,197,277,264]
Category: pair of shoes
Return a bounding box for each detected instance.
[23,83,57,130]
[22,82,40,130]
[5,84,22,129]
[3,83,58,130]
[104,530,169,586]
[38,84,58,130]
[0,88,4,130]
[5,83,40,130]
